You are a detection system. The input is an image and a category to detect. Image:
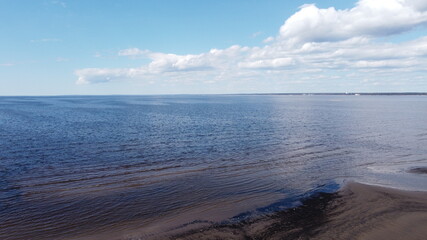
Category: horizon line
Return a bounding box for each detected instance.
[1,92,427,97]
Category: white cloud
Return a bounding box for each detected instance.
[75,68,149,85]
[118,48,149,56]
[251,31,263,38]
[406,0,427,11]
[279,0,427,44]
[147,52,212,72]
[75,0,427,91]
[263,36,275,43]
[239,58,294,69]
[51,0,66,8]
[354,59,415,68]
[75,45,250,84]
[0,63,14,67]
[31,38,61,43]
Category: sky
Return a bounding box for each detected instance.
[1,0,427,95]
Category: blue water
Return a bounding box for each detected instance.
[1,95,427,239]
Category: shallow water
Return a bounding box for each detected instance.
[1,95,426,239]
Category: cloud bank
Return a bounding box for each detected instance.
[75,0,427,91]
[279,0,427,43]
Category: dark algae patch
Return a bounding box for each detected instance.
[173,192,339,240]
[172,182,427,240]
[408,167,427,174]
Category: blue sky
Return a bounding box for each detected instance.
[1,0,427,95]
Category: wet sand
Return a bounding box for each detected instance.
[173,182,427,240]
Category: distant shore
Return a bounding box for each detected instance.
[238,92,427,96]
[1,92,427,97]
[173,182,427,240]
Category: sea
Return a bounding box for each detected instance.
[1,95,426,239]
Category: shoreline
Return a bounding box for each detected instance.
[7,181,427,240]
[171,182,427,240]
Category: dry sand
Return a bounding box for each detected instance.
[173,182,427,240]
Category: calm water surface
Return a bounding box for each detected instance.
[1,95,426,239]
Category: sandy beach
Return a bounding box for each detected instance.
[173,182,427,240]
